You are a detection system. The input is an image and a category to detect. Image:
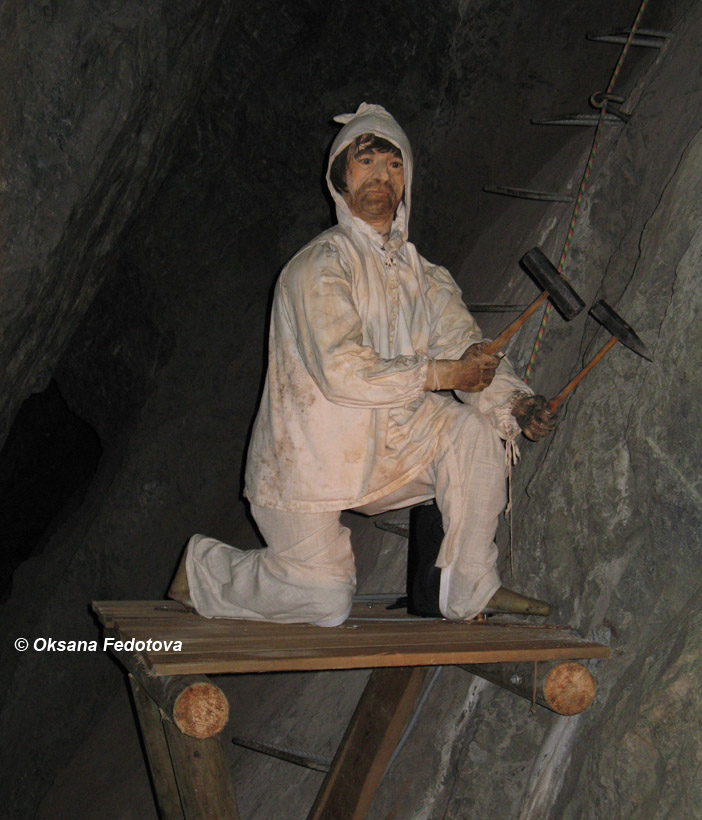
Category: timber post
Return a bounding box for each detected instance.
[307,666,428,820]
[129,675,186,820]
[128,672,240,820]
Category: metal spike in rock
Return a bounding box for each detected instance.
[231,735,331,772]
[483,248,585,356]
[547,299,652,412]
[531,113,625,126]
[587,28,672,48]
[483,185,576,203]
[374,519,409,538]
[466,303,530,313]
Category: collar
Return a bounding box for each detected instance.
[337,209,406,254]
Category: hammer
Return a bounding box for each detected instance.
[547,300,652,413]
[483,248,585,355]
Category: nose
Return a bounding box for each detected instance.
[372,159,391,180]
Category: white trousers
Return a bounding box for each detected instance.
[186,402,507,623]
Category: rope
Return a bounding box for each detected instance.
[523,0,650,382]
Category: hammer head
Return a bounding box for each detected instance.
[520,248,585,321]
[590,300,652,361]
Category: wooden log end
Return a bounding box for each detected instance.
[173,682,229,738]
[543,662,596,715]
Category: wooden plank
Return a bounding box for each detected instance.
[92,601,187,627]
[162,720,241,820]
[137,631,603,659]
[128,676,185,820]
[106,626,598,652]
[121,628,606,653]
[133,634,608,660]
[95,604,586,645]
[93,599,580,628]
[307,667,428,820]
[93,601,582,641]
[143,644,608,676]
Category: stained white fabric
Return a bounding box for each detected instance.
[185,510,356,625]
[187,103,531,623]
[187,395,505,622]
[244,102,527,514]
[353,396,507,619]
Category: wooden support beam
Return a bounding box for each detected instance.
[461,660,596,714]
[129,676,185,820]
[163,721,241,820]
[307,666,428,820]
[110,630,229,738]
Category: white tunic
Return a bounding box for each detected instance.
[244,102,528,514]
[244,216,527,512]
[189,104,532,624]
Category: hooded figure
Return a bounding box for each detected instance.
[177,104,553,624]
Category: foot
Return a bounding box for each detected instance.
[484,586,551,616]
[167,548,194,608]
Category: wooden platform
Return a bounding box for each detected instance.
[93,599,610,820]
[92,599,609,676]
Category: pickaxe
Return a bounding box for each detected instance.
[482,247,585,355]
[546,299,652,413]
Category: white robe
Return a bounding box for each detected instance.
[244,218,526,530]
[189,103,531,622]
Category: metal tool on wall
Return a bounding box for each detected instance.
[482,247,585,356]
[546,299,651,413]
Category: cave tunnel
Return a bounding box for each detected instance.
[1,1,701,818]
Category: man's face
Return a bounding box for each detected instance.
[342,146,405,227]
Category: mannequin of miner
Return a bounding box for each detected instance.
[169,103,556,625]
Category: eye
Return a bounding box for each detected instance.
[390,160,403,170]
[357,157,373,165]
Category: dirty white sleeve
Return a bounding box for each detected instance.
[423,263,485,360]
[456,356,533,440]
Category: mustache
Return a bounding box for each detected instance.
[361,182,394,194]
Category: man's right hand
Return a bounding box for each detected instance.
[425,342,499,393]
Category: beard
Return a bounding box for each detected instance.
[352,183,399,218]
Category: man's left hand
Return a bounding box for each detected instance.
[511,395,557,441]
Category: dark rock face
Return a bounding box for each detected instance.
[1,0,699,818]
[0,0,235,446]
[0,380,102,600]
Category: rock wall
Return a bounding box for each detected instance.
[0,0,236,448]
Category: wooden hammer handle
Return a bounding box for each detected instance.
[483,291,548,355]
[547,336,618,413]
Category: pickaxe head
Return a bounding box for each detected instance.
[590,300,652,361]
[520,248,585,321]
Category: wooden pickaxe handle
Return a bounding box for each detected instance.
[547,336,617,413]
[482,291,549,356]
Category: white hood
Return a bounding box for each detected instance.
[326,102,413,240]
